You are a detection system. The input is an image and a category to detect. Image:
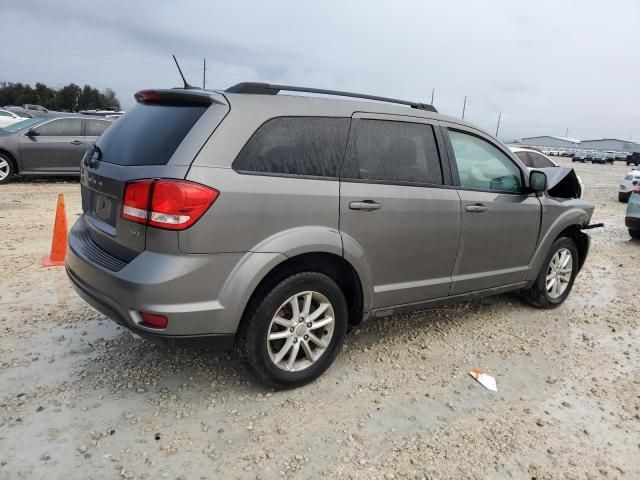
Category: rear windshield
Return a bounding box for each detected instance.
[96,103,206,166]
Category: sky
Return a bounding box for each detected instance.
[1,0,639,142]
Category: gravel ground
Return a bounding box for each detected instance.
[1,159,639,480]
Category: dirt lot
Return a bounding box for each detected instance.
[1,158,639,480]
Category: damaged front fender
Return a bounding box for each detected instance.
[536,167,583,199]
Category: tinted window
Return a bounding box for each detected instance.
[96,103,206,166]
[36,119,83,137]
[233,117,350,177]
[529,152,555,168]
[85,119,112,137]
[514,151,532,167]
[343,119,442,185]
[449,130,522,192]
[0,111,12,117]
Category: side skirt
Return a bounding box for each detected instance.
[367,281,530,320]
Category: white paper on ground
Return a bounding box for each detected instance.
[469,368,497,392]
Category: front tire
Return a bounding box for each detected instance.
[0,154,15,184]
[237,272,348,388]
[522,237,579,309]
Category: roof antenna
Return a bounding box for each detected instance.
[172,54,196,89]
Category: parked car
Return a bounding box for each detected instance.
[66,83,594,388]
[510,147,584,198]
[3,106,36,118]
[0,115,113,183]
[572,151,589,163]
[23,104,48,114]
[591,151,613,165]
[627,153,640,166]
[618,170,640,202]
[625,185,640,239]
[0,109,23,128]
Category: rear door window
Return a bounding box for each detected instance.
[85,119,112,137]
[528,152,555,168]
[36,118,83,137]
[342,119,443,185]
[233,117,350,178]
[513,151,532,167]
[96,103,206,166]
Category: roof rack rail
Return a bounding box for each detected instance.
[225,82,437,113]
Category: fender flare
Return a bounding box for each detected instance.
[527,208,590,282]
[216,227,373,331]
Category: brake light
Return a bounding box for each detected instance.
[135,90,161,103]
[633,184,640,194]
[121,179,219,230]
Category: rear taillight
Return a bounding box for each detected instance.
[121,179,219,230]
[633,184,640,194]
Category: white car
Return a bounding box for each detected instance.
[0,109,23,129]
[618,169,640,202]
[510,147,585,198]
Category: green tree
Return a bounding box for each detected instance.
[0,81,120,111]
[55,83,81,111]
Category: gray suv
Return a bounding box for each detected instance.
[66,83,594,387]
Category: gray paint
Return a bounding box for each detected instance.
[66,88,595,341]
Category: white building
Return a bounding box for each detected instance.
[519,136,582,149]
[579,138,640,152]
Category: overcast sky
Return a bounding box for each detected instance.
[1,0,639,141]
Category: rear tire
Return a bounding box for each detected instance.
[522,237,579,309]
[0,153,15,184]
[630,229,640,240]
[236,271,348,388]
[619,192,629,203]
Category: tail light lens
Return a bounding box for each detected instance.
[121,179,219,230]
[633,184,640,194]
[140,311,168,329]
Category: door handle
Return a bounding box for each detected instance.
[465,203,489,213]
[70,140,83,146]
[349,200,381,211]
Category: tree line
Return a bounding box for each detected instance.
[0,81,121,112]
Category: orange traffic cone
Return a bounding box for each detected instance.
[42,194,68,267]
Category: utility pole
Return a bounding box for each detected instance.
[565,127,569,138]
[430,88,434,105]
[461,96,467,120]
[495,112,501,138]
[203,58,206,89]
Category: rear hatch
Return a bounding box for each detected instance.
[79,89,229,262]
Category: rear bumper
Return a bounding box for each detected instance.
[66,267,234,349]
[66,216,247,344]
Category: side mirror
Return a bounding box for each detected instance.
[529,170,547,193]
[26,128,39,137]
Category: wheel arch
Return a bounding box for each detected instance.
[527,211,591,282]
[0,148,18,173]
[237,252,365,332]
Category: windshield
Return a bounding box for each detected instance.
[0,117,43,133]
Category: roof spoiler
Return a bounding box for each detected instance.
[225,82,437,113]
[134,89,223,106]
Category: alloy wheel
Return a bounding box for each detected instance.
[546,248,573,299]
[0,158,9,181]
[267,291,335,372]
